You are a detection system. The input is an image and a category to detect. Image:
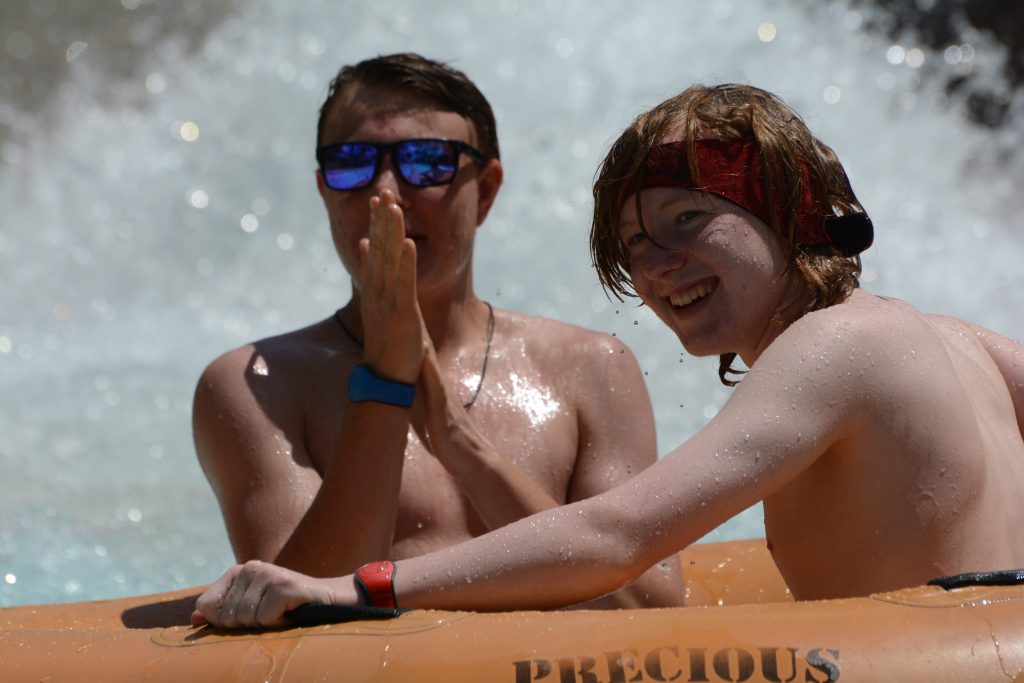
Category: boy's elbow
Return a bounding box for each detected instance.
[588,503,660,584]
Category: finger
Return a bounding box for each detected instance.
[395,238,417,308]
[219,561,264,629]
[190,609,208,627]
[421,333,442,390]
[194,565,243,628]
[234,577,269,628]
[383,195,406,282]
[357,237,370,291]
[217,579,247,629]
[255,589,289,628]
[254,581,301,628]
[410,363,431,450]
[255,573,325,628]
[419,337,456,451]
[366,195,385,287]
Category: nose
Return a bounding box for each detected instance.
[369,152,410,209]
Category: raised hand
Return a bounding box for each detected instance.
[357,188,425,384]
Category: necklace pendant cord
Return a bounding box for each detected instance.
[333,302,494,410]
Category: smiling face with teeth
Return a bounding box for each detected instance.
[618,186,804,366]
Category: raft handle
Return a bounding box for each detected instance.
[284,603,407,627]
[928,568,1024,591]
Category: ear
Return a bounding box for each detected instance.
[315,169,329,202]
[474,158,503,225]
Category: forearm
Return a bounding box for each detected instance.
[392,495,654,611]
[273,400,410,576]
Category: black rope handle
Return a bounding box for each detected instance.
[284,603,407,627]
[928,568,1024,591]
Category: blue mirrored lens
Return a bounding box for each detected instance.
[322,144,377,189]
[397,140,457,186]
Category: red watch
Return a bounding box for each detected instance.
[354,561,398,608]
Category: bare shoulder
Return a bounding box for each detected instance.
[193,317,346,469]
[494,308,638,367]
[762,291,911,367]
[927,314,1024,418]
[929,313,1023,354]
[197,318,342,395]
[751,291,950,404]
[492,306,653,446]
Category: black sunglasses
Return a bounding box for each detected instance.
[316,138,486,191]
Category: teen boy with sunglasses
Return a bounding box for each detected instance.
[192,53,683,608]
[194,82,1024,627]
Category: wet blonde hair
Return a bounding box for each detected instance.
[591,84,866,385]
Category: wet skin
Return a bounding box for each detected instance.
[195,180,1024,625]
[622,188,1024,598]
[192,86,683,612]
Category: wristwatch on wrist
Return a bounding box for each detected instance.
[354,561,398,608]
[347,364,415,407]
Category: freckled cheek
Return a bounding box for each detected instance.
[714,225,781,273]
[629,271,659,305]
[626,247,656,279]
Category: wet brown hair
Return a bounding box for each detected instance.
[591,84,866,385]
[316,52,499,160]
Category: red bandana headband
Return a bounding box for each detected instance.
[630,139,872,255]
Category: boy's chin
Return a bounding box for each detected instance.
[676,333,724,359]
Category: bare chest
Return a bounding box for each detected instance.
[301,368,580,555]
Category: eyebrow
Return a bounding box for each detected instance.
[618,192,698,231]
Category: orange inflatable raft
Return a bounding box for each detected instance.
[2,539,1023,682]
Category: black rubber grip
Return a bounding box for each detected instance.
[928,568,1024,591]
[284,603,406,626]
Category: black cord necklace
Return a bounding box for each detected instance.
[334,302,495,410]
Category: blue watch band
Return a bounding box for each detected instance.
[347,364,415,407]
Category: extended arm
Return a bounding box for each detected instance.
[195,315,863,625]
[389,318,860,611]
[562,335,684,608]
[195,190,424,577]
